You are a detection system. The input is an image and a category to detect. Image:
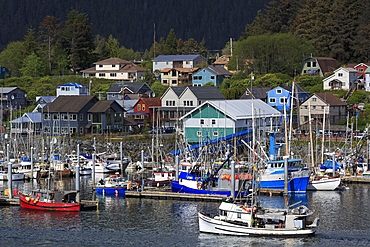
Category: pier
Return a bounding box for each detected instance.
[0,196,20,206]
[342,175,370,184]
[125,190,228,202]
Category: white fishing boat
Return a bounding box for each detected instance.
[307,174,341,191]
[198,198,319,236]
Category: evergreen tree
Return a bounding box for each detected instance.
[23,29,39,57]
[164,29,178,55]
[106,35,120,58]
[20,52,45,77]
[62,10,94,74]
[93,35,109,61]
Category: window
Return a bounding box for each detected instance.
[70,127,77,134]
[99,64,103,68]
[155,62,158,65]
[193,76,198,80]
[312,98,317,102]
[166,62,169,65]
[212,119,216,125]
[313,106,316,109]
[280,97,287,104]
[70,114,77,121]
[138,105,141,111]
[276,89,282,94]
[99,73,105,77]
[112,64,116,68]
[213,131,218,136]
[53,127,59,134]
[186,61,190,64]
[190,101,193,106]
[163,80,168,84]
[61,87,65,91]
[88,114,91,121]
[166,101,169,106]
[61,114,68,120]
[210,76,215,80]
[183,101,186,106]
[80,127,83,134]
[172,80,177,84]
[200,119,204,125]
[198,76,202,80]
[44,127,50,133]
[61,127,68,134]
[172,70,176,76]
[321,106,325,109]
[304,116,309,122]
[359,68,364,72]
[142,105,145,111]
[312,62,317,67]
[269,98,276,103]
[172,100,175,106]
[338,73,343,77]
[203,70,206,73]
[44,113,50,120]
[92,113,102,123]
[198,101,201,105]
[110,73,117,77]
[307,62,311,67]
[53,114,59,120]
[80,114,83,121]
[304,106,308,109]
[197,131,202,137]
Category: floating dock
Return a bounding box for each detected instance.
[0,196,20,206]
[342,176,370,184]
[125,190,228,202]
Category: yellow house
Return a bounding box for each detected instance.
[160,67,200,86]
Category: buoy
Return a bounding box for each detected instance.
[270,192,272,197]
[252,206,257,213]
[4,189,8,196]
[115,190,118,195]
[26,197,31,202]
[246,208,251,213]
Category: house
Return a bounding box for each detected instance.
[160,86,225,128]
[86,100,125,134]
[267,85,309,111]
[0,66,11,79]
[299,92,347,126]
[347,63,370,89]
[152,54,206,72]
[127,98,161,126]
[213,55,231,71]
[300,57,338,76]
[323,67,359,90]
[106,82,155,100]
[10,112,42,135]
[35,96,57,105]
[365,67,370,91]
[42,95,98,136]
[192,65,232,86]
[160,67,200,86]
[81,57,147,81]
[57,83,89,96]
[115,99,139,115]
[239,87,272,102]
[180,99,281,143]
[0,87,30,109]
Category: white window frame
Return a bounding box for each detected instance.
[213,131,218,136]
[197,131,202,137]
[200,119,204,125]
[276,89,282,94]
[280,97,287,104]
[70,114,77,121]
[269,97,276,103]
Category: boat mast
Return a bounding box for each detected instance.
[251,72,256,206]
[283,100,289,157]
[309,102,314,168]
[321,107,326,164]
[288,82,295,155]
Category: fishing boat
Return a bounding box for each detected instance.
[19,190,81,212]
[95,175,136,195]
[134,170,175,187]
[198,198,319,236]
[307,174,341,191]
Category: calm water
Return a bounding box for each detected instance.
[1,176,370,246]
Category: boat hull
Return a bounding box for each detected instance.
[307,177,341,191]
[19,193,80,212]
[198,212,316,236]
[258,176,310,193]
[171,181,249,196]
[94,186,129,196]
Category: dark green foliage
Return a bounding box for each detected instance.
[164,29,178,55]
[347,91,369,104]
[151,81,169,98]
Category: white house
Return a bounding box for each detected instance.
[152,55,206,72]
[323,67,359,90]
[81,57,147,81]
[57,83,89,97]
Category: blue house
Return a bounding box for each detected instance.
[267,85,309,111]
[0,87,30,109]
[0,66,11,79]
[57,83,89,96]
[192,65,232,86]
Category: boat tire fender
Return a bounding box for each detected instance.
[252,206,257,213]
[197,183,202,189]
[36,194,40,200]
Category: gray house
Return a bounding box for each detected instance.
[106,82,155,100]
[0,87,30,109]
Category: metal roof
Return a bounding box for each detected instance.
[0,87,18,94]
[152,54,202,61]
[57,83,87,89]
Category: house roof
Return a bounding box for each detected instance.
[141,98,161,107]
[10,112,42,123]
[88,100,123,113]
[281,85,309,94]
[315,93,346,106]
[185,86,225,100]
[57,83,87,89]
[213,56,230,65]
[347,63,370,69]
[313,57,338,75]
[36,96,57,103]
[106,82,151,94]
[200,65,232,76]
[45,95,97,112]
[240,87,272,99]
[153,54,202,62]
[180,99,281,121]
[119,64,147,72]
[94,57,131,64]
[124,117,137,126]
[115,99,139,112]
[0,87,19,94]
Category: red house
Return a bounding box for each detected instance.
[130,98,161,126]
[347,63,370,88]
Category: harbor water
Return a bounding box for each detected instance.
[0,176,370,246]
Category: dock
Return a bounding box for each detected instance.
[258,188,284,196]
[125,190,228,202]
[342,175,370,184]
[0,196,20,206]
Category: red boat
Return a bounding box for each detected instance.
[19,190,80,212]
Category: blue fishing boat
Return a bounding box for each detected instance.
[95,175,136,196]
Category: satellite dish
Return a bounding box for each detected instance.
[11,95,14,100]
[52,137,57,144]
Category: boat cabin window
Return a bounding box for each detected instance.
[237,213,241,218]
[220,210,227,216]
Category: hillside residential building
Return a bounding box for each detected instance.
[323,67,359,90]
[300,57,338,76]
[0,87,30,109]
[160,67,200,86]
[239,87,272,102]
[106,82,155,100]
[213,55,231,71]
[267,85,309,111]
[160,86,225,128]
[192,65,232,86]
[81,57,147,81]
[180,99,281,143]
[0,66,11,79]
[152,54,206,72]
[57,83,89,96]
[299,93,347,126]
[127,98,161,126]
[10,112,42,135]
